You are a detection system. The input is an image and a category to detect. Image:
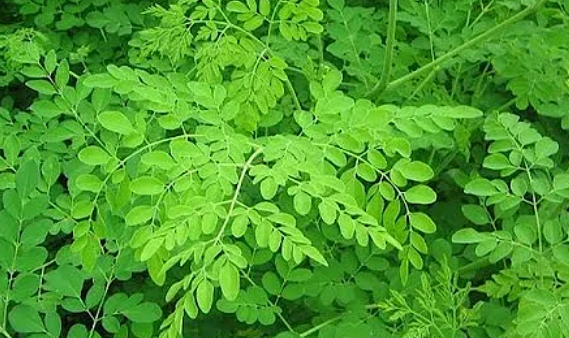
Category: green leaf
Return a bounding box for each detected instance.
[327,0,345,10]
[452,228,487,244]
[3,134,21,165]
[244,15,264,31]
[44,265,85,298]
[196,280,214,313]
[338,213,355,239]
[260,177,278,200]
[262,272,281,295]
[227,1,250,13]
[409,212,436,234]
[231,215,249,237]
[125,205,154,226]
[445,106,483,118]
[45,50,57,74]
[461,204,490,225]
[259,0,270,16]
[44,312,62,337]
[102,316,120,333]
[83,73,118,88]
[544,219,563,245]
[67,324,89,338]
[318,200,337,225]
[140,237,164,261]
[122,302,162,323]
[16,160,39,197]
[219,263,240,301]
[130,177,165,195]
[465,178,499,196]
[404,185,437,204]
[76,174,103,193]
[141,151,176,170]
[356,163,377,182]
[398,161,434,182]
[202,212,219,234]
[9,304,45,333]
[535,137,558,158]
[55,60,70,88]
[26,79,57,95]
[98,111,136,135]
[301,246,328,266]
[483,153,512,170]
[78,146,111,166]
[31,100,63,118]
[293,191,312,215]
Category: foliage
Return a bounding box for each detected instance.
[0,0,568,337]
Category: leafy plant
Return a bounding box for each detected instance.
[0,0,568,337]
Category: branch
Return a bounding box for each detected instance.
[299,315,342,337]
[215,147,264,243]
[366,0,398,100]
[366,0,549,100]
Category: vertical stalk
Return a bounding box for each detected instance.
[367,0,398,100]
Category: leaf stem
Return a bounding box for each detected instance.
[0,326,12,338]
[285,77,302,111]
[88,259,116,338]
[366,0,398,99]
[299,315,342,337]
[367,0,548,98]
[215,147,264,244]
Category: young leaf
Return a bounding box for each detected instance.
[130,177,165,195]
[9,305,45,333]
[196,280,214,313]
[16,160,39,197]
[465,178,499,196]
[122,303,162,323]
[452,228,488,244]
[293,191,312,215]
[409,212,437,234]
[98,111,136,135]
[404,185,437,204]
[398,161,434,182]
[219,263,240,301]
[301,246,328,266]
[78,146,111,166]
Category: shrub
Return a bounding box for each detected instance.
[1,0,568,337]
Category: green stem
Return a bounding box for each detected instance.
[457,257,490,275]
[0,325,12,338]
[492,97,517,112]
[366,0,398,99]
[285,77,302,111]
[214,147,264,244]
[299,315,342,337]
[88,263,116,338]
[404,65,439,103]
[367,0,548,97]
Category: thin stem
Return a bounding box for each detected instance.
[526,169,543,255]
[367,0,398,99]
[0,327,12,338]
[299,315,342,337]
[88,254,117,338]
[404,65,439,104]
[88,134,201,221]
[492,97,517,112]
[367,0,548,97]
[285,77,302,111]
[215,147,264,244]
[242,273,295,333]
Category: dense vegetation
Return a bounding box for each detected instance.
[1,0,569,337]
